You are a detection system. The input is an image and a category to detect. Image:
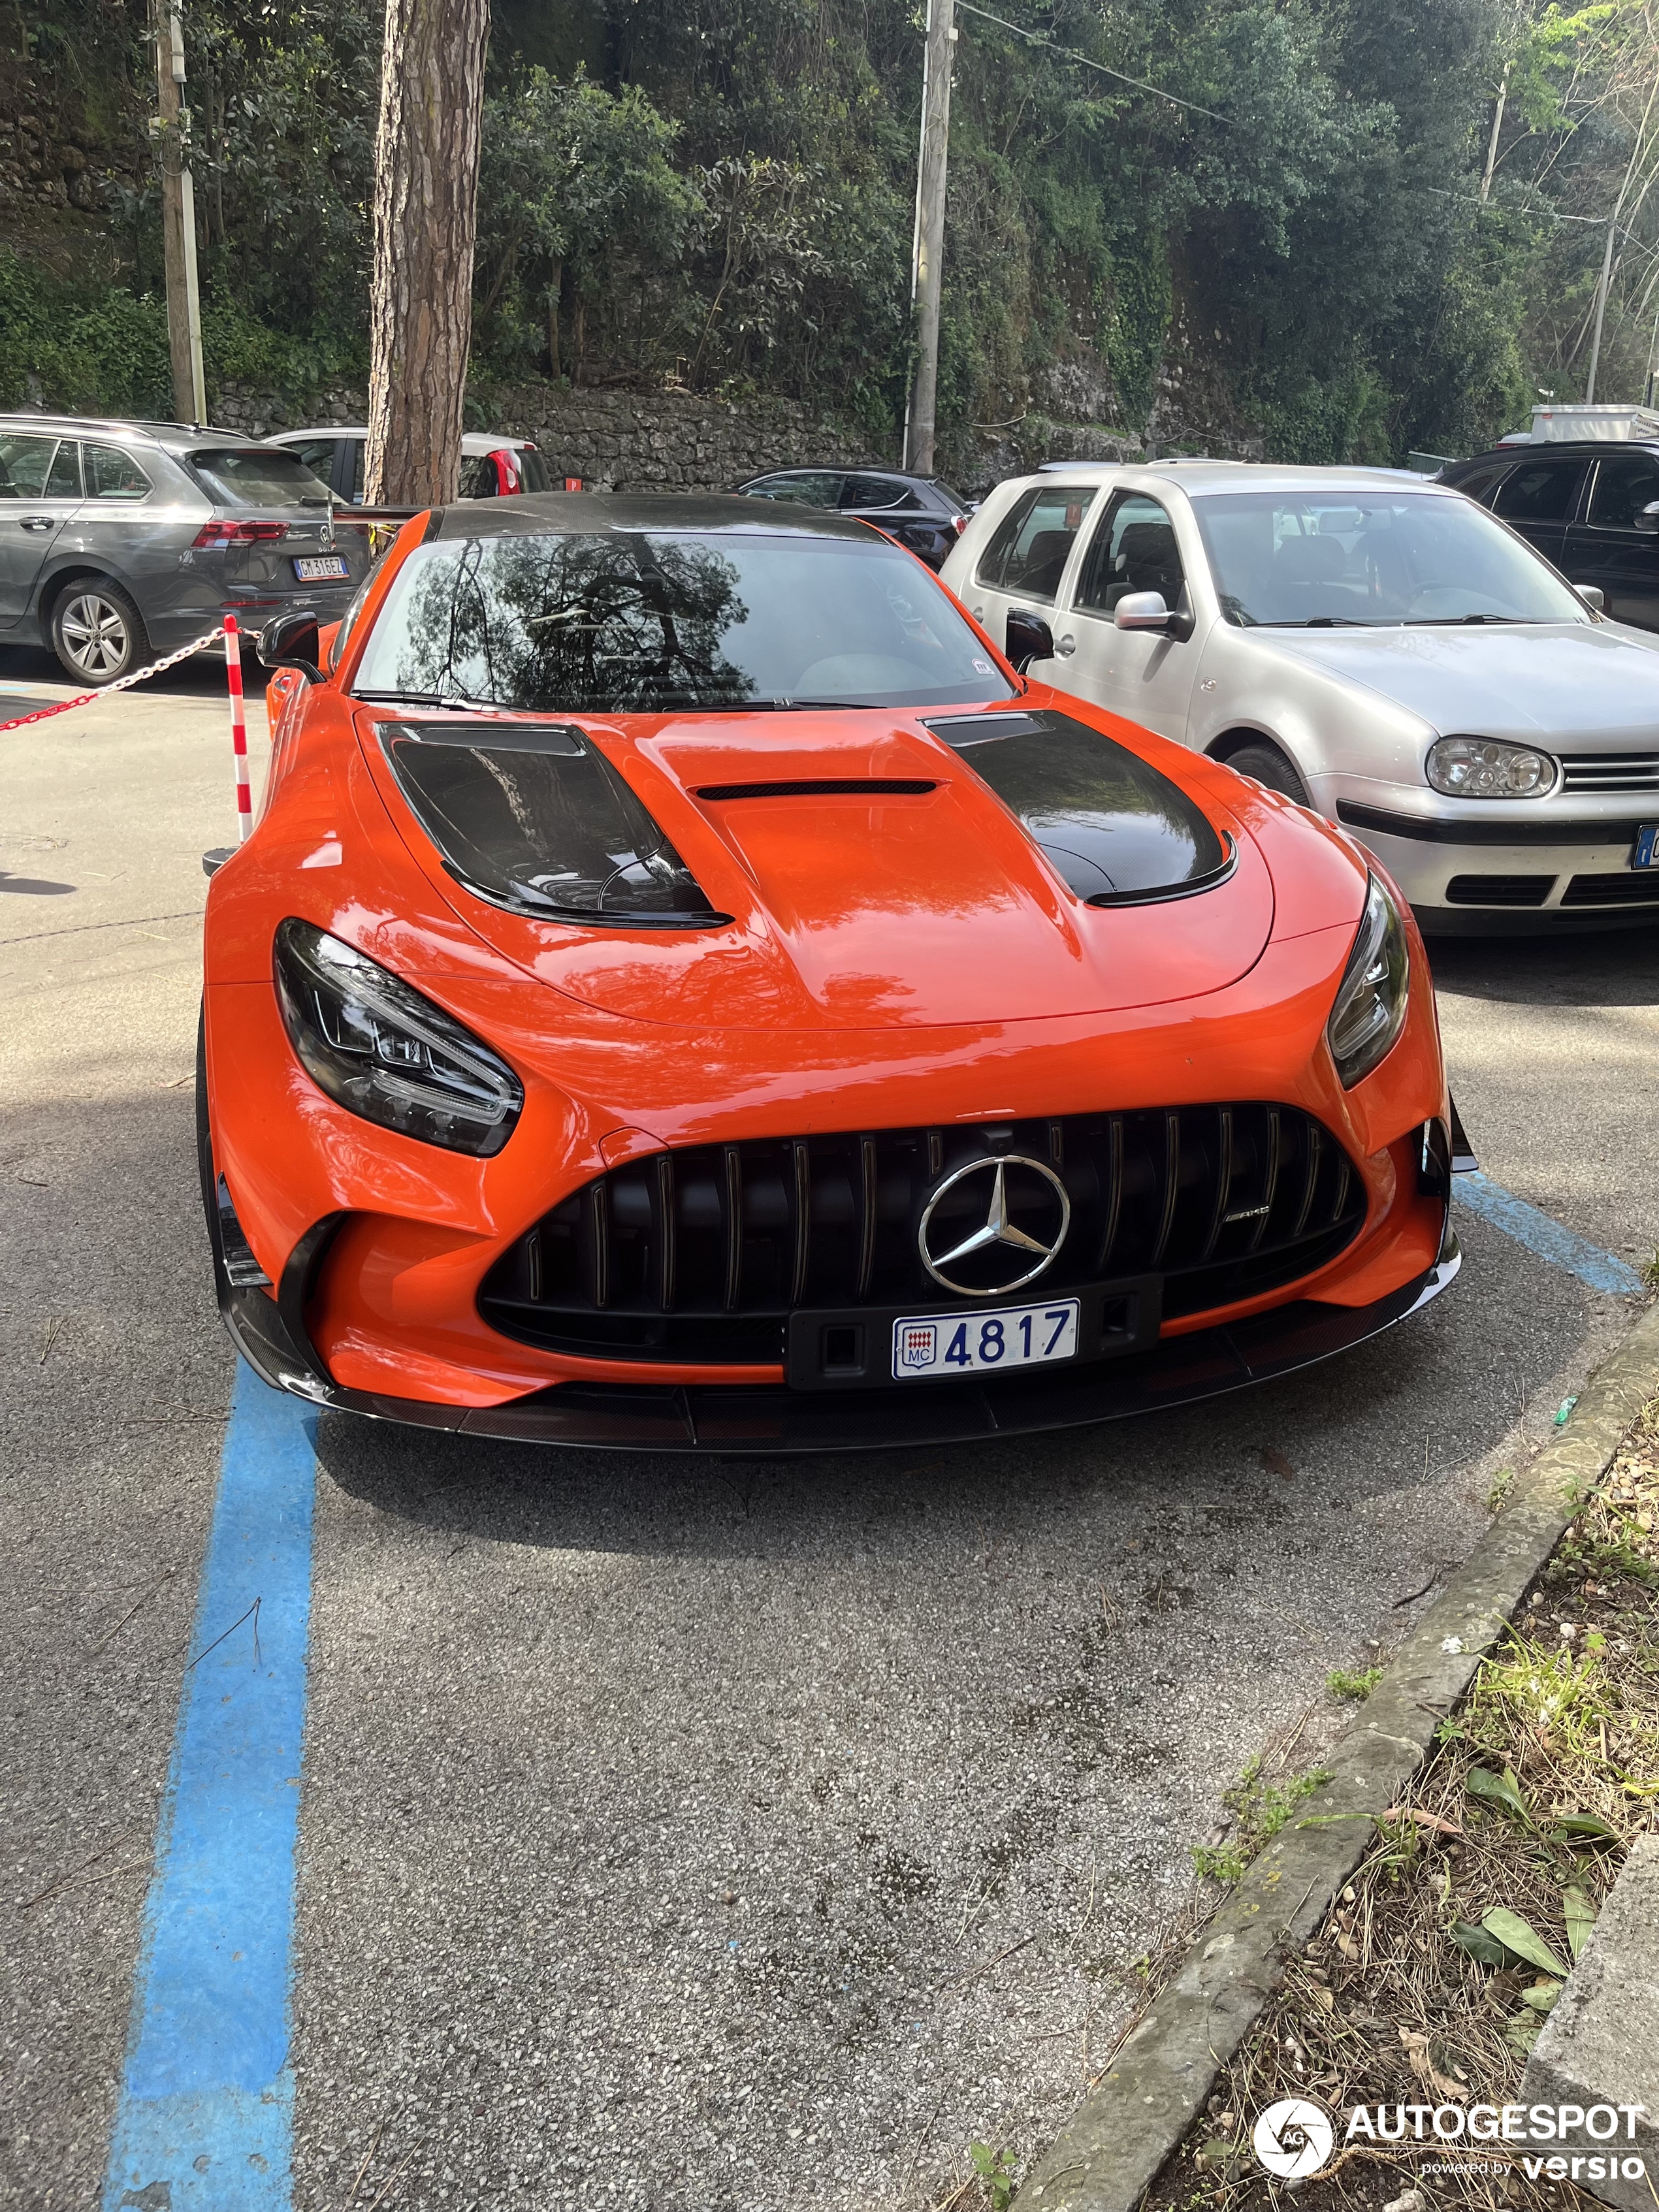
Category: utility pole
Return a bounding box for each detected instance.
[1585,214,1617,405]
[152,0,206,425]
[903,0,956,475]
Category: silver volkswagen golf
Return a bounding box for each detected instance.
[0,415,371,686]
[942,460,1659,929]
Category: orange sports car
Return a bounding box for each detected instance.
[197,493,1461,1451]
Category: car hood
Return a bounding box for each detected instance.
[359,696,1285,1031]
[1257,620,1659,739]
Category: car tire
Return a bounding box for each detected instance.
[1225,740,1312,807]
[50,578,150,686]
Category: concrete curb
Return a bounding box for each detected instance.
[1013,1298,1659,2212]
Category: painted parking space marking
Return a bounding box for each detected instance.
[1454,1170,1645,1297]
[102,1366,317,2211]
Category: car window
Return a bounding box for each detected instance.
[347,438,366,503]
[287,437,340,484]
[1445,460,1509,505]
[975,485,1097,600]
[1074,492,1185,615]
[0,433,60,498]
[83,444,153,500]
[517,445,551,493]
[1492,458,1587,524]
[1191,489,1587,626]
[743,472,843,508]
[928,479,966,511]
[187,448,331,508]
[1585,451,1659,530]
[355,530,1015,713]
[843,473,916,512]
[460,453,499,499]
[44,440,81,498]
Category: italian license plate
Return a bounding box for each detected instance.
[1634,825,1659,869]
[292,554,348,581]
[892,1297,1080,1380]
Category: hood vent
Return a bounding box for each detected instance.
[378,720,732,928]
[696,778,938,801]
[924,707,1232,906]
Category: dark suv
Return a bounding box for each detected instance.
[732,467,969,569]
[0,414,371,684]
[1440,441,1659,632]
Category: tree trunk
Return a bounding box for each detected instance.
[364,0,491,508]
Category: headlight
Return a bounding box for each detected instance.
[273,918,523,1155]
[1326,876,1409,1089]
[1425,735,1557,798]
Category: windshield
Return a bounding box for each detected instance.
[189,448,332,509]
[353,531,1014,712]
[1189,490,1588,627]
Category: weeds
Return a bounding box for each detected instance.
[1191,1755,1333,1885]
[1326,1665,1383,1703]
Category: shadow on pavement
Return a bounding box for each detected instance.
[1426,925,1659,1009]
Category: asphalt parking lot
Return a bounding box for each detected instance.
[3,647,1656,2210]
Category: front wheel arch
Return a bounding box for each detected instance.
[1205,729,1313,807]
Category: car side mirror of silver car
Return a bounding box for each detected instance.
[1114,590,1195,642]
[1635,502,1659,535]
[259,609,323,682]
[1005,606,1055,673]
[1575,583,1606,613]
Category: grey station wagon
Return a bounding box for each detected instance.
[0,415,372,684]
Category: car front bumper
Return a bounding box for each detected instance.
[212,1198,1460,1454]
[1334,800,1659,927]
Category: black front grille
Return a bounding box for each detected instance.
[1561,871,1659,907]
[1445,873,1555,908]
[1559,753,1659,793]
[479,1106,1369,1366]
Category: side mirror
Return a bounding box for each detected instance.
[1005,606,1055,673]
[1114,590,1172,632]
[1636,502,1659,535]
[1575,583,1605,613]
[259,609,323,682]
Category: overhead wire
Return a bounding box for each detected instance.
[951,0,1231,125]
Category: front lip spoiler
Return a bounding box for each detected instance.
[215,1213,1461,1456]
[1336,800,1647,849]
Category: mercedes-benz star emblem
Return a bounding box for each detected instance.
[918,1155,1071,1296]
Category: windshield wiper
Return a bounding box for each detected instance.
[354,688,489,711]
[687,698,889,712]
[1259,617,1373,628]
[1404,613,1530,626]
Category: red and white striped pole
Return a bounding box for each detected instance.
[223,613,252,841]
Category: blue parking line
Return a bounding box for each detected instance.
[103,1365,317,2211]
[1453,1170,1645,1297]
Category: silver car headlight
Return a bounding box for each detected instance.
[1327,876,1409,1089]
[1425,735,1558,798]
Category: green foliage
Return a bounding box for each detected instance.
[969,2141,1018,2211]
[1327,1664,1384,1702]
[1191,1755,1333,1884]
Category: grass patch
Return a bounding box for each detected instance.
[1146,1394,1659,2208]
[1191,1755,1334,1887]
[1326,1665,1384,1703]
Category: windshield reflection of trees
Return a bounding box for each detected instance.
[395,535,758,710]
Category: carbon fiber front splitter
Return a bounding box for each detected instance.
[214,1215,1460,1456]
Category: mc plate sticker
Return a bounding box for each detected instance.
[892,1298,1080,1379]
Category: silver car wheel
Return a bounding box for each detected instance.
[58,590,132,680]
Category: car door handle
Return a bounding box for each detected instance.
[18,515,54,530]
[1055,633,1076,656]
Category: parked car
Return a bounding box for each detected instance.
[941,461,1659,930]
[197,489,1458,1453]
[1439,438,1659,634]
[732,466,969,569]
[269,426,554,504]
[0,415,372,685]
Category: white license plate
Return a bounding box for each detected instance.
[292,554,348,581]
[892,1298,1080,1380]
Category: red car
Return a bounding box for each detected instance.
[198,493,1460,1452]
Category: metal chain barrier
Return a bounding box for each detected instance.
[0,621,229,736]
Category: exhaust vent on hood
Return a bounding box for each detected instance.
[696,778,939,801]
[378,719,732,927]
[924,707,1233,906]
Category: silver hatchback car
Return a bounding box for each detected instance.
[0,415,372,685]
[942,460,1659,931]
